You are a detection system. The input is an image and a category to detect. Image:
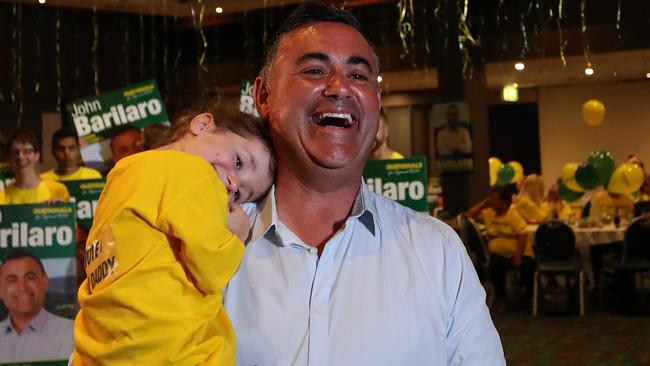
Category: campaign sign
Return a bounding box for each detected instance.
[65,80,169,170]
[363,157,429,212]
[0,162,15,192]
[0,203,76,366]
[239,80,260,117]
[62,178,106,231]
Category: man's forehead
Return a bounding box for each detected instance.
[280,22,376,60]
[1,257,40,273]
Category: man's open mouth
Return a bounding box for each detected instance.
[313,112,355,128]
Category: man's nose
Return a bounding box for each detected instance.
[322,72,352,99]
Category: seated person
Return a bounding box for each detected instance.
[468,186,535,311]
[589,189,634,221]
[0,250,74,363]
[3,129,70,204]
[40,128,102,181]
[514,174,549,224]
[542,181,574,221]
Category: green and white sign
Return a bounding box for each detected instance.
[66,80,168,145]
[363,157,429,212]
[0,203,76,255]
[62,178,105,231]
[239,80,259,117]
[0,162,14,192]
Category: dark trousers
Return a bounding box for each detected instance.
[490,254,536,300]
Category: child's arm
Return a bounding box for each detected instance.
[228,203,251,242]
[158,176,245,295]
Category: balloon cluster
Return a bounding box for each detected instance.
[559,150,644,202]
[489,157,524,186]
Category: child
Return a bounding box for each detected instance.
[73,102,275,365]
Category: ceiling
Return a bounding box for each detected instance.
[4,0,650,91]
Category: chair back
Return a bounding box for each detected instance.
[534,220,576,262]
[458,215,489,268]
[623,217,650,262]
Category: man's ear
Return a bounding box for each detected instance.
[189,113,216,136]
[254,77,270,119]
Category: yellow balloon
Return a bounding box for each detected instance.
[607,163,645,194]
[507,161,524,183]
[582,99,605,127]
[488,157,502,186]
[561,162,585,192]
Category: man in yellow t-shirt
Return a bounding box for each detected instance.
[589,189,634,220]
[468,185,535,311]
[3,129,70,204]
[40,128,102,182]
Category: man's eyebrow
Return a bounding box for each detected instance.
[297,52,330,64]
[348,56,373,71]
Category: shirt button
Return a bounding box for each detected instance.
[308,247,318,256]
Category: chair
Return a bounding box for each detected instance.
[457,215,490,282]
[532,220,585,316]
[600,217,650,315]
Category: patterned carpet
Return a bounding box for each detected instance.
[493,308,650,365]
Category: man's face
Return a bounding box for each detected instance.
[0,257,49,320]
[8,141,40,173]
[111,130,144,163]
[53,137,81,170]
[488,192,509,214]
[256,22,381,182]
[446,106,459,128]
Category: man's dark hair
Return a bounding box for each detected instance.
[0,249,46,275]
[259,1,373,80]
[51,127,80,149]
[490,185,514,206]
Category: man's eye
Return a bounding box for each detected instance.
[350,73,368,81]
[235,156,242,169]
[304,68,325,75]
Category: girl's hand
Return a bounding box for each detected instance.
[227,203,251,242]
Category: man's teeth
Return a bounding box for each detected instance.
[316,112,353,127]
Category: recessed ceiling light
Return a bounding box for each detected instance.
[514,62,525,71]
[646,72,650,79]
[215,7,223,13]
[584,67,594,76]
[38,0,46,3]
[377,75,383,83]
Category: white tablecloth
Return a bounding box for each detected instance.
[528,224,625,247]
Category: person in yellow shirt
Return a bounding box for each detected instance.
[514,174,549,224]
[3,129,70,204]
[73,103,275,366]
[588,189,634,221]
[370,108,405,160]
[40,128,102,182]
[468,185,535,312]
[541,181,574,221]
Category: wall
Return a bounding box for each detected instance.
[538,79,650,189]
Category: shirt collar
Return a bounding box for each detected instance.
[249,182,379,247]
[2,308,48,334]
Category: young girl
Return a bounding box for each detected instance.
[73,102,274,365]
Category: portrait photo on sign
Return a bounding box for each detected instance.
[429,101,475,172]
[0,251,76,363]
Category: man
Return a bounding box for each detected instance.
[435,103,473,156]
[224,2,504,365]
[3,129,70,204]
[370,108,404,159]
[0,250,74,362]
[40,128,102,181]
[110,126,144,164]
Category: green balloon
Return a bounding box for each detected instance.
[496,164,515,186]
[559,181,584,203]
[587,150,615,187]
[575,162,601,190]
